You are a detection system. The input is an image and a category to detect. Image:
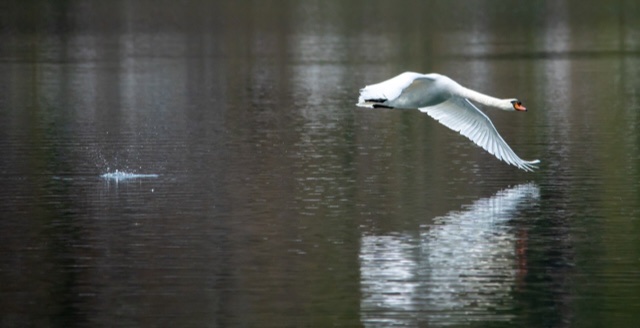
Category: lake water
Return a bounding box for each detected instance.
[1,1,640,327]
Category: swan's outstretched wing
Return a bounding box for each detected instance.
[420,97,540,171]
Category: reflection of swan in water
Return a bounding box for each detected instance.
[360,183,540,327]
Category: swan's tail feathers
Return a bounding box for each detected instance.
[356,99,383,108]
[356,101,374,108]
[356,98,393,109]
[357,86,389,108]
[356,92,393,108]
[357,72,428,109]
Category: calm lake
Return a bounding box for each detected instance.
[1,1,640,327]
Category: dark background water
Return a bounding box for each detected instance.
[1,1,640,327]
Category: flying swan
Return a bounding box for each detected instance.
[356,72,540,171]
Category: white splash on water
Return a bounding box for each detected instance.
[101,169,159,181]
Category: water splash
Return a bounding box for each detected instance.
[101,169,159,181]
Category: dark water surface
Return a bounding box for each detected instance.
[2,1,640,327]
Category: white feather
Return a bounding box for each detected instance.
[422,98,538,171]
[357,72,428,107]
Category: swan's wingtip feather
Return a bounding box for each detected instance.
[517,159,540,172]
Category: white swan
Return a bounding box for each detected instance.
[357,72,540,171]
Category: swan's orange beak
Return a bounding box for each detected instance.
[514,102,527,112]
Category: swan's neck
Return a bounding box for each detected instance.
[459,87,506,109]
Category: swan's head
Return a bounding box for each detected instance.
[508,99,527,112]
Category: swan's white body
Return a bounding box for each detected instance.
[357,72,539,171]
